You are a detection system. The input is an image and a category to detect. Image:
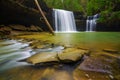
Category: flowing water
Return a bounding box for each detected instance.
[86,14,99,32]
[0,32,120,80]
[53,9,76,32]
[0,40,33,71]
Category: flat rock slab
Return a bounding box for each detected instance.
[103,49,119,53]
[26,48,89,65]
[27,52,58,64]
[78,57,111,73]
[78,51,120,74]
[58,48,88,61]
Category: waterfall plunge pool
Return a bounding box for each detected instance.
[18,32,120,51]
[0,32,120,80]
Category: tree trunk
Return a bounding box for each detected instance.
[34,0,54,35]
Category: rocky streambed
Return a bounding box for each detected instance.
[0,38,120,80]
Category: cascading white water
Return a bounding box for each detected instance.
[86,14,99,32]
[53,9,76,32]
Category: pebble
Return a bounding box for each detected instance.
[85,74,89,78]
[109,75,114,79]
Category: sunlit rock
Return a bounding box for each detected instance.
[27,52,58,64]
[26,47,89,64]
[58,48,88,61]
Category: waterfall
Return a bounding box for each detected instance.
[53,9,76,32]
[86,14,99,32]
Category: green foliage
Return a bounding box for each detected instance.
[44,0,120,23]
[87,0,114,15]
[87,0,120,22]
[100,11,120,22]
[44,0,63,9]
[44,0,87,13]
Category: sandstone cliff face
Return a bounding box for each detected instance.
[0,0,53,31]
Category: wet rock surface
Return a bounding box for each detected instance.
[0,34,120,80]
[78,55,112,73]
[0,39,120,80]
[58,48,88,61]
[103,49,119,54]
[27,52,59,64]
[77,51,120,80]
[26,47,88,64]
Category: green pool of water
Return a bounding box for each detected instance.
[20,32,120,51]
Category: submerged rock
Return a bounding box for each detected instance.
[73,68,110,80]
[103,49,119,54]
[29,40,49,49]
